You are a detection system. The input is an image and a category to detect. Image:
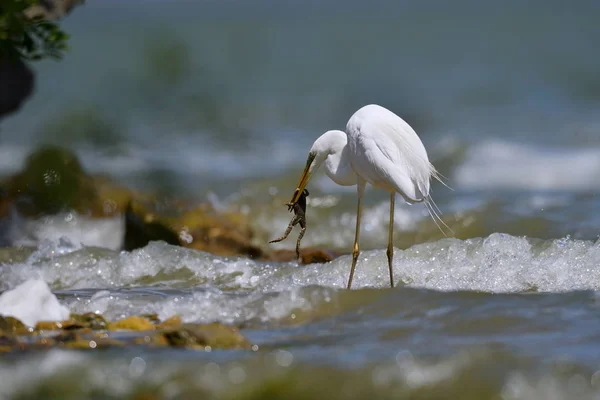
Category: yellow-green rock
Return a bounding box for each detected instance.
[156,315,181,329]
[69,312,108,330]
[160,322,251,350]
[0,316,29,335]
[108,316,155,331]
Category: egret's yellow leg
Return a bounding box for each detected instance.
[347,179,366,289]
[387,192,395,288]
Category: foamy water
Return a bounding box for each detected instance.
[2,1,600,398]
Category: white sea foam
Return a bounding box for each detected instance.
[2,211,124,251]
[1,234,599,326]
[455,140,600,191]
[3,234,599,294]
[0,279,70,326]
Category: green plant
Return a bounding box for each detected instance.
[0,0,69,61]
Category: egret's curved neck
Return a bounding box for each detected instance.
[324,144,356,186]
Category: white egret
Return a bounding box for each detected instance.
[287,104,450,289]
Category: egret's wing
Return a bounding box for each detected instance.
[347,105,432,201]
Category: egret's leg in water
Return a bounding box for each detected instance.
[347,179,366,289]
[387,192,395,288]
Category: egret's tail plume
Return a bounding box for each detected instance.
[431,166,453,191]
[424,195,454,237]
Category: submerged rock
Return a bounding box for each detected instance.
[0,279,70,327]
[160,322,251,350]
[69,312,108,330]
[108,316,155,331]
[0,313,253,353]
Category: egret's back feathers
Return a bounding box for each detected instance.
[346,104,434,203]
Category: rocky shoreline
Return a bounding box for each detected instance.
[0,146,340,264]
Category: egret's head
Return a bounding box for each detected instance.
[288,132,339,205]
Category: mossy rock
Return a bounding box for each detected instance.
[63,336,125,350]
[160,322,251,350]
[0,316,29,335]
[6,146,98,216]
[0,247,36,264]
[156,315,181,329]
[123,199,265,258]
[108,316,155,331]
[69,312,108,330]
[2,146,136,218]
[140,313,161,324]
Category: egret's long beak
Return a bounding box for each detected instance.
[288,152,315,206]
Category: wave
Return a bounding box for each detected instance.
[2,234,599,295]
[455,140,600,191]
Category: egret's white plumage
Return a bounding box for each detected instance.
[287,104,450,289]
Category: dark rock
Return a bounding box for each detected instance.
[0,58,34,119]
[123,201,181,251]
[5,146,98,216]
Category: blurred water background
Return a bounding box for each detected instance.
[0,0,600,398]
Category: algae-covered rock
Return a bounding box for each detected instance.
[156,315,181,329]
[108,316,155,331]
[0,247,36,264]
[6,146,98,216]
[0,316,29,335]
[69,312,108,330]
[63,336,125,350]
[1,146,136,218]
[0,313,253,353]
[34,321,66,331]
[140,313,161,324]
[160,322,251,350]
[123,199,265,258]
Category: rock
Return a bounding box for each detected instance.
[69,312,108,330]
[0,316,29,335]
[268,248,343,265]
[123,201,180,251]
[34,321,66,331]
[0,146,344,260]
[0,58,34,119]
[63,336,125,350]
[34,320,87,331]
[0,280,70,327]
[6,146,99,216]
[160,322,251,350]
[123,199,265,258]
[108,316,155,332]
[0,247,36,265]
[2,146,135,218]
[140,313,161,324]
[156,315,182,329]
